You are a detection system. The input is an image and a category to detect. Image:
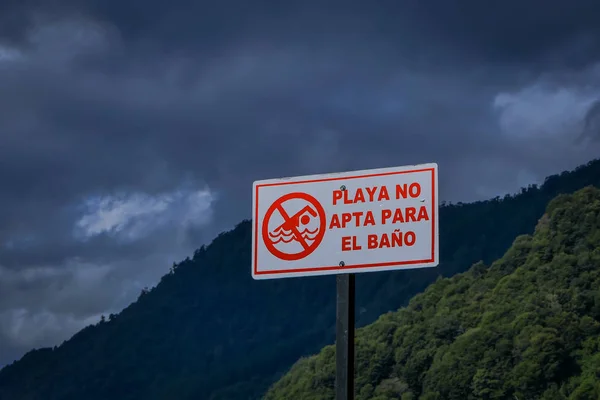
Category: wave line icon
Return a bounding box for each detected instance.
[267,205,319,245]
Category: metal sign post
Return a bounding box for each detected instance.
[336,273,355,400]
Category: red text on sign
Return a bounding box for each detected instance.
[368,230,416,249]
[332,182,422,206]
[329,210,376,229]
[332,186,390,205]
[381,206,429,224]
[396,183,421,199]
[341,236,362,251]
[329,206,429,230]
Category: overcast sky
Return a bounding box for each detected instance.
[1,0,600,366]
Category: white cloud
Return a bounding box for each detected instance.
[76,194,170,237]
[0,46,21,62]
[1,308,101,348]
[0,255,174,361]
[0,261,113,355]
[484,72,600,201]
[492,82,599,141]
[0,185,216,365]
[75,187,216,241]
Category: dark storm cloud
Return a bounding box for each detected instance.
[1,0,600,365]
[4,0,600,66]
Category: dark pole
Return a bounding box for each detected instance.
[336,273,355,400]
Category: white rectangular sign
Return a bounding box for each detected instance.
[251,163,439,279]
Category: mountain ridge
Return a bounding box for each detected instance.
[1,159,600,399]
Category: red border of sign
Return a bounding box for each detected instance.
[253,167,436,276]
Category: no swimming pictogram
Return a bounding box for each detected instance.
[262,192,326,261]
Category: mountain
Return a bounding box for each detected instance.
[265,186,600,400]
[1,159,600,400]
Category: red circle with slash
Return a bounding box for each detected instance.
[262,192,326,261]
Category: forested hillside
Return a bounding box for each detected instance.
[266,186,600,400]
[0,160,599,400]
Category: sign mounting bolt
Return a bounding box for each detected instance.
[340,185,346,191]
[339,261,345,267]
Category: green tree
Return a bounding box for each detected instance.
[266,186,600,400]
